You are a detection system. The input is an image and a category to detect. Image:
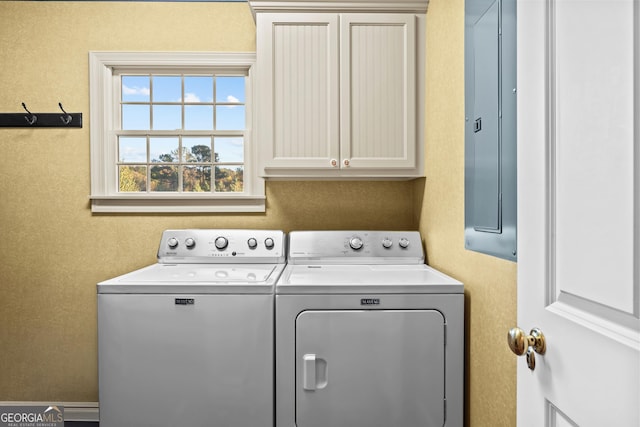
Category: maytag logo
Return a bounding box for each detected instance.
[175,298,195,305]
[0,405,64,427]
[360,298,380,306]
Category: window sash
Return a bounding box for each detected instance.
[116,132,245,194]
[116,72,247,132]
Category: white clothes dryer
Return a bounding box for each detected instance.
[276,231,464,427]
[98,229,286,427]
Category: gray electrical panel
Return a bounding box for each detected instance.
[464,0,517,261]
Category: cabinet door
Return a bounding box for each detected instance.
[295,310,445,427]
[256,13,340,171]
[340,14,417,169]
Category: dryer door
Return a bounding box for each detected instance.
[295,310,446,427]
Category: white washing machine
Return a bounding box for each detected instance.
[98,229,286,427]
[276,230,464,427]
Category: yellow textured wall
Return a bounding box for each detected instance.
[0,2,415,401]
[419,0,517,426]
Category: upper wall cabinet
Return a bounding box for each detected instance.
[250,0,427,178]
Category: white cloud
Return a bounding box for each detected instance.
[230,137,243,146]
[223,95,240,109]
[184,93,202,103]
[122,84,150,96]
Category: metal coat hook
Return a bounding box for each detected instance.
[59,103,72,125]
[0,103,82,128]
[22,103,37,125]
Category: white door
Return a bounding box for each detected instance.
[517,0,639,426]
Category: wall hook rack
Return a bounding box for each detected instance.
[0,103,83,128]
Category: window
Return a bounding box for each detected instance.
[89,52,264,213]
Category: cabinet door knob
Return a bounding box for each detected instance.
[343,159,350,167]
[330,159,338,167]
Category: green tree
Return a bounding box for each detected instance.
[215,166,243,192]
[182,145,212,191]
[119,166,146,192]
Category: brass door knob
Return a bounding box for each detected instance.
[507,327,546,370]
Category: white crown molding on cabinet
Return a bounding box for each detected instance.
[248,0,429,16]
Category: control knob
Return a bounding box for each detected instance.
[398,238,410,249]
[264,237,275,250]
[247,238,258,249]
[185,238,196,249]
[382,238,393,249]
[215,236,229,250]
[167,237,179,249]
[349,237,364,250]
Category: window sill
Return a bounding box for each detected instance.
[90,194,266,213]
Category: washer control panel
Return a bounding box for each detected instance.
[288,231,424,264]
[157,229,285,264]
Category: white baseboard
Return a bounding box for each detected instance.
[0,402,99,422]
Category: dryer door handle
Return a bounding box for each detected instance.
[303,354,317,390]
[303,354,328,391]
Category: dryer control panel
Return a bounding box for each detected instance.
[157,229,286,264]
[288,231,424,265]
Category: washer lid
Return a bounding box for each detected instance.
[276,264,463,294]
[98,263,285,294]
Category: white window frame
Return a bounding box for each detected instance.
[89,51,264,213]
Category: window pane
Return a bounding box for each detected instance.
[183,166,211,192]
[183,137,212,162]
[119,165,147,192]
[215,166,244,192]
[122,105,150,130]
[122,76,150,102]
[185,76,213,103]
[153,76,182,102]
[150,137,179,162]
[119,137,147,162]
[150,165,179,191]
[214,137,243,162]
[185,105,213,130]
[216,76,245,103]
[216,105,245,130]
[152,105,182,130]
